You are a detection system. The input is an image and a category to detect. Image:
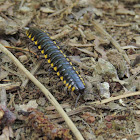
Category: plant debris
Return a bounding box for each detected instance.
[20,108,73,140]
[0,0,140,139]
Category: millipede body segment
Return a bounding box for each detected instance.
[26,27,85,93]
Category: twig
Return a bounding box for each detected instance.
[70,57,94,71]
[5,46,37,56]
[47,106,95,120]
[88,91,140,105]
[0,82,20,90]
[54,106,95,123]
[21,60,43,88]
[125,69,140,83]
[19,0,25,9]
[51,29,72,40]
[91,20,130,64]
[68,43,94,47]
[48,8,66,18]
[0,44,84,140]
[77,48,95,57]
[78,27,86,43]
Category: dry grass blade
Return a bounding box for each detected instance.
[0,44,84,140]
[68,43,94,47]
[88,91,140,105]
[0,83,20,90]
[21,60,43,88]
[5,46,37,56]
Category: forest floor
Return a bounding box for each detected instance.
[0,0,140,140]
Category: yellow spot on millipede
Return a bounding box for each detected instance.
[35,41,38,45]
[41,50,44,54]
[76,71,79,74]
[29,34,31,38]
[73,67,76,70]
[53,41,56,44]
[38,45,41,49]
[31,37,35,41]
[44,54,47,58]
[60,50,63,53]
[66,83,69,87]
[70,62,72,65]
[72,87,75,92]
[48,59,51,63]
[51,63,54,67]
[57,72,60,76]
[68,85,71,89]
[80,77,83,80]
[80,77,85,85]
[26,31,29,36]
[54,67,57,71]
[57,46,60,49]
[81,79,84,83]
[63,80,66,84]
[66,58,69,61]
[60,76,63,81]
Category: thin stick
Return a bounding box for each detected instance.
[21,60,43,88]
[5,46,37,56]
[0,44,84,140]
[68,43,94,47]
[91,20,130,64]
[51,29,71,40]
[88,91,140,105]
[70,57,94,71]
[48,8,66,18]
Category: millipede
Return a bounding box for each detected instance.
[26,27,85,94]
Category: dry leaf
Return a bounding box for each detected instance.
[134,120,140,134]
[40,7,55,13]
[18,100,38,111]
[0,69,9,81]
[0,1,13,12]
[133,36,140,45]
[116,5,135,15]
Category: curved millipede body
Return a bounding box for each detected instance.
[26,27,85,94]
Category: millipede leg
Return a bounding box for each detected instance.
[75,93,81,107]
